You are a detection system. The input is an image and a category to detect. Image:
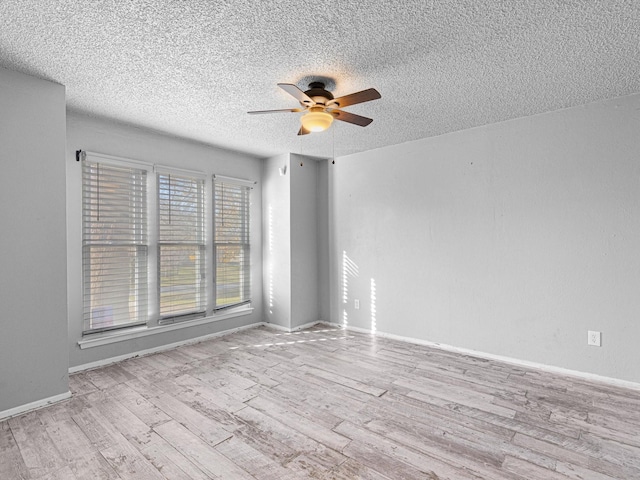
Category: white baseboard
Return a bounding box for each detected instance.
[322,322,640,392]
[263,320,322,333]
[71,320,327,373]
[72,316,639,393]
[0,391,72,422]
[70,322,262,374]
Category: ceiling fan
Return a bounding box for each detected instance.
[248,82,381,135]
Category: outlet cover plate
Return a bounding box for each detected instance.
[588,330,601,347]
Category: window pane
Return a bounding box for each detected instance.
[82,160,148,333]
[214,181,250,310]
[159,244,205,317]
[159,174,204,243]
[158,173,206,319]
[83,245,148,332]
[215,244,250,307]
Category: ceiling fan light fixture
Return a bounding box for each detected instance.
[300,109,333,132]
[249,82,380,135]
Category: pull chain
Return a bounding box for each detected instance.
[299,128,304,166]
[332,125,335,164]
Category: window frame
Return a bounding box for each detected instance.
[213,175,254,312]
[81,153,152,334]
[80,152,255,341]
[156,167,208,324]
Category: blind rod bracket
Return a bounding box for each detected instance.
[76,150,85,162]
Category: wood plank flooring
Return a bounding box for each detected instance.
[2,325,640,479]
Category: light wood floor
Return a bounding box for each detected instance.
[2,325,640,479]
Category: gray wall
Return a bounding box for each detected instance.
[262,153,325,330]
[290,155,319,329]
[66,112,264,368]
[317,160,330,322]
[262,153,292,329]
[329,93,640,383]
[0,67,69,412]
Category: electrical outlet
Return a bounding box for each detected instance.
[354,299,360,310]
[588,330,601,347]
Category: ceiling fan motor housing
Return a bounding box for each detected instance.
[304,82,334,106]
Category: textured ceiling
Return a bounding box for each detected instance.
[1,1,639,159]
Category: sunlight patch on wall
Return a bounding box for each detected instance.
[268,204,274,314]
[370,278,377,334]
[341,251,360,328]
[342,250,360,304]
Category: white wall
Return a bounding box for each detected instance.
[66,113,264,368]
[0,67,69,412]
[262,153,292,329]
[329,93,640,383]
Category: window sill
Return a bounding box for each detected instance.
[78,306,254,349]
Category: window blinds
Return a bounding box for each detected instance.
[82,152,254,335]
[82,160,148,333]
[214,180,251,310]
[158,172,206,320]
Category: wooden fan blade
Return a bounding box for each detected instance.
[248,108,301,114]
[278,83,313,104]
[331,88,381,108]
[331,110,373,127]
[297,126,311,136]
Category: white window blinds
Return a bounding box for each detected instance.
[214,179,251,310]
[82,160,149,333]
[158,172,206,320]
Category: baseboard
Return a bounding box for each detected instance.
[263,320,322,333]
[0,391,72,422]
[322,322,640,392]
[69,322,262,374]
[71,320,327,373]
[71,317,639,393]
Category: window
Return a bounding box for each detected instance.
[158,171,206,321]
[81,153,254,336]
[82,158,149,333]
[214,177,251,310]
